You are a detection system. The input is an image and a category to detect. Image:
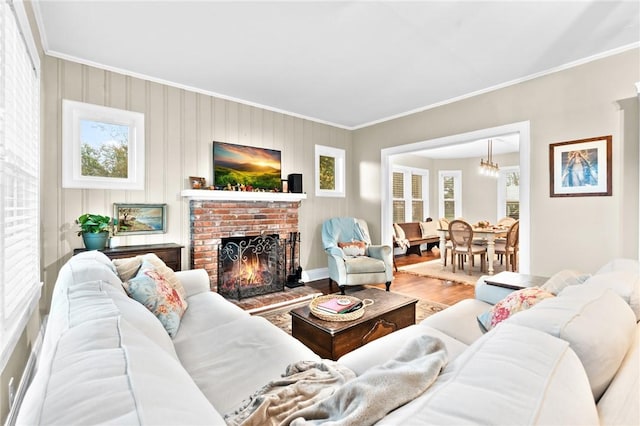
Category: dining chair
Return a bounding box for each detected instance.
[495,220,519,272]
[448,220,487,275]
[438,218,454,266]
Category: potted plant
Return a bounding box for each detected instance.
[76,213,112,250]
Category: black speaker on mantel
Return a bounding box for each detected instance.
[288,173,303,193]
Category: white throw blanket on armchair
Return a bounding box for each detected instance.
[225,335,448,426]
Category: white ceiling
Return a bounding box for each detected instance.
[34,1,639,130]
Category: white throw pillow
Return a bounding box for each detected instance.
[596,258,640,275]
[580,271,640,321]
[393,223,406,240]
[507,285,636,401]
[419,221,438,238]
[541,269,591,295]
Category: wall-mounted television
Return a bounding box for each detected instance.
[212,141,282,190]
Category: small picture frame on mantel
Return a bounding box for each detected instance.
[189,176,206,189]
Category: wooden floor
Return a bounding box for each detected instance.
[306,250,475,306]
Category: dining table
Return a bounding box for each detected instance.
[437,226,509,275]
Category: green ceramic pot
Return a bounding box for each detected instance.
[82,231,109,250]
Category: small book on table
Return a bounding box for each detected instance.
[316,298,360,314]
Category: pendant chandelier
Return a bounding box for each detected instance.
[479,139,499,177]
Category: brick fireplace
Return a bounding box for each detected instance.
[185,191,306,296]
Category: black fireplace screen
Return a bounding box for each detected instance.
[217,234,285,299]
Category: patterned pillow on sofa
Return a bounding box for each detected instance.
[477,287,555,332]
[125,261,187,337]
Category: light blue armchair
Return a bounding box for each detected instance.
[321,217,393,295]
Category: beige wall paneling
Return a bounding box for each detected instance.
[165,86,184,254]
[42,57,351,290]
[59,61,84,254]
[353,49,640,275]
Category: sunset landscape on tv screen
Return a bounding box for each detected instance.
[213,141,282,190]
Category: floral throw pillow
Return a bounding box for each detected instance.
[141,253,187,300]
[338,240,366,257]
[125,263,187,337]
[477,287,555,333]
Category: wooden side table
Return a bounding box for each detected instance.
[73,243,184,271]
[484,271,549,290]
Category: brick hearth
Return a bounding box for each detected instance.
[189,199,301,292]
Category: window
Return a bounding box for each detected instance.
[0,0,41,370]
[392,166,428,223]
[438,170,462,220]
[498,167,520,220]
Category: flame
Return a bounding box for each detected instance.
[239,257,262,286]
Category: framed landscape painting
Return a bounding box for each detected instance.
[549,135,612,197]
[113,203,167,235]
[62,100,145,190]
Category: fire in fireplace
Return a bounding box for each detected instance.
[217,233,285,299]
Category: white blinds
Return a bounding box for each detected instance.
[0,0,41,369]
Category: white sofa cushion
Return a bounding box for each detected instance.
[338,324,468,376]
[100,281,179,359]
[421,298,491,345]
[378,323,598,425]
[581,269,640,321]
[507,285,636,401]
[17,282,224,425]
[540,269,591,295]
[596,323,639,426]
[59,251,124,293]
[175,268,213,297]
[174,315,319,415]
[592,258,639,320]
[175,290,250,341]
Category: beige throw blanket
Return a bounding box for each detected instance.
[225,361,356,426]
[225,335,447,426]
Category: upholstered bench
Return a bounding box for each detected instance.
[393,220,440,256]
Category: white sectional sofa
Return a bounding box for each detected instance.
[17,251,639,425]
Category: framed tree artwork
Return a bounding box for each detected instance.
[549,135,612,197]
[113,203,167,235]
[315,144,345,198]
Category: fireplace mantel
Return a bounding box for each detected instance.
[181,189,307,202]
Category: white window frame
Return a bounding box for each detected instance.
[62,100,145,190]
[0,0,42,371]
[438,170,462,219]
[392,166,429,222]
[497,166,520,220]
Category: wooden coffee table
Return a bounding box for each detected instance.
[289,288,417,360]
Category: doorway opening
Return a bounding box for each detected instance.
[381,121,531,273]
